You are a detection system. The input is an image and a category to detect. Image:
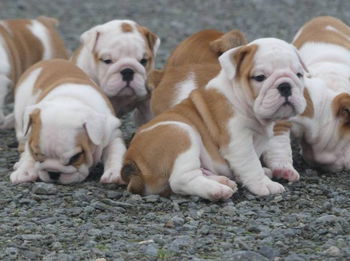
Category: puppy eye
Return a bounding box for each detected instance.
[101,59,113,65]
[140,58,148,66]
[297,72,303,78]
[68,152,83,165]
[252,75,266,82]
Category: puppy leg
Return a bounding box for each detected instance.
[134,98,153,126]
[222,126,285,196]
[169,131,235,201]
[263,131,300,182]
[100,135,127,184]
[0,75,11,127]
[10,143,38,184]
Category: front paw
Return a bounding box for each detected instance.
[10,168,38,184]
[100,168,126,185]
[246,176,285,196]
[208,183,235,201]
[272,167,300,182]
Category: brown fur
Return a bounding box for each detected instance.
[27,108,44,162]
[232,44,259,98]
[125,88,233,195]
[300,88,314,118]
[332,93,350,136]
[0,17,68,85]
[121,22,133,33]
[74,131,94,168]
[136,25,158,73]
[293,16,350,50]
[273,121,292,136]
[151,29,246,116]
[151,63,221,115]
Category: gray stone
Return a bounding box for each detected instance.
[32,183,57,195]
[5,247,18,259]
[323,246,341,257]
[228,251,269,261]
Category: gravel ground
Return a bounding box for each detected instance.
[0,0,349,260]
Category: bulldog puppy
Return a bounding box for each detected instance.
[265,16,350,172]
[0,16,68,128]
[71,20,160,126]
[150,29,247,115]
[10,59,126,185]
[121,38,307,200]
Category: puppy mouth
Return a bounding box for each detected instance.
[117,85,136,96]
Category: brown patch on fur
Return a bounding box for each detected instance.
[232,44,258,99]
[332,93,350,136]
[125,88,234,196]
[294,16,350,50]
[300,88,314,118]
[121,22,133,33]
[27,108,44,162]
[166,30,224,67]
[74,131,94,167]
[273,121,292,136]
[151,63,221,115]
[147,69,164,90]
[16,59,115,115]
[210,30,247,54]
[136,25,158,73]
[0,17,68,85]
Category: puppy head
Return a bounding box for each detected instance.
[219,38,308,123]
[80,19,160,99]
[24,104,120,184]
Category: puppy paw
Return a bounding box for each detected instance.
[247,176,285,196]
[263,167,273,178]
[273,167,300,182]
[100,168,126,185]
[208,183,235,201]
[207,175,238,193]
[10,168,38,184]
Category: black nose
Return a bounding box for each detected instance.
[48,171,60,181]
[120,68,134,82]
[277,82,292,97]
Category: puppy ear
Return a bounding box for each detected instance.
[210,30,247,55]
[292,45,309,74]
[23,106,41,137]
[138,26,161,54]
[219,44,258,80]
[333,93,350,124]
[121,160,145,195]
[80,26,101,52]
[36,16,59,27]
[84,112,121,146]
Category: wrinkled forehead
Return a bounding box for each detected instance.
[96,21,147,57]
[252,39,300,71]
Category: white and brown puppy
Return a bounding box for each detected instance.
[121,38,307,200]
[266,16,350,172]
[0,16,68,128]
[71,19,160,126]
[10,59,126,185]
[150,29,247,115]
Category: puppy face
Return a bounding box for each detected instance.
[80,20,160,99]
[219,38,307,122]
[24,105,119,184]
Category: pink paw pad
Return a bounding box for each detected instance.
[273,168,299,182]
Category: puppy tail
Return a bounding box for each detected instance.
[121,159,141,183]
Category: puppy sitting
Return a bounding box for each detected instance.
[122,38,307,200]
[71,20,160,126]
[11,59,126,184]
[0,16,68,128]
[266,16,350,173]
[150,29,247,115]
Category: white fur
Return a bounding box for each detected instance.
[28,20,52,59]
[11,67,126,184]
[172,72,196,107]
[73,19,160,125]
